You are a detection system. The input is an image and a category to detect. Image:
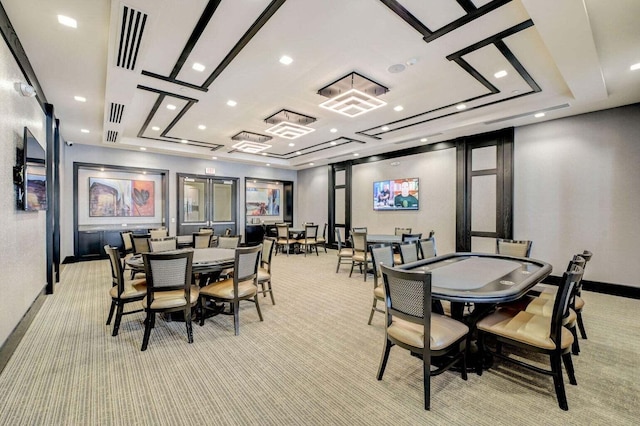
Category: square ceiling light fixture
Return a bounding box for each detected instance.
[231,131,272,153]
[265,109,316,140]
[318,72,389,117]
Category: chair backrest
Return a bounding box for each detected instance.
[149,228,168,239]
[218,236,240,249]
[352,227,367,233]
[224,228,232,237]
[496,238,532,257]
[304,224,318,240]
[351,230,368,255]
[104,245,123,289]
[120,231,134,253]
[234,245,262,284]
[149,237,177,252]
[402,233,422,242]
[398,240,419,264]
[132,234,151,254]
[335,228,348,250]
[550,260,584,348]
[142,250,193,304]
[276,224,289,240]
[302,222,314,226]
[395,227,412,236]
[370,244,395,287]
[193,232,212,249]
[198,227,214,235]
[321,223,327,238]
[261,237,275,272]
[380,264,431,335]
[209,235,219,247]
[419,237,437,260]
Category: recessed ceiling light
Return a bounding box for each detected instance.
[279,55,293,65]
[330,128,337,133]
[631,63,640,71]
[81,129,90,133]
[212,156,217,160]
[226,100,237,107]
[309,163,314,166]
[420,138,427,142]
[353,153,359,157]
[142,171,147,175]
[456,104,466,110]
[288,143,295,147]
[296,151,302,155]
[534,112,545,118]
[330,141,337,146]
[74,96,86,102]
[198,125,206,130]
[181,139,188,144]
[512,90,520,94]
[100,167,104,172]
[494,70,508,78]
[166,104,177,110]
[381,126,390,131]
[140,147,146,151]
[262,152,268,156]
[393,105,404,112]
[57,15,77,28]
[266,163,270,166]
[151,126,160,131]
[192,63,206,72]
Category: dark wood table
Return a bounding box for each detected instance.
[366,234,402,244]
[126,247,235,280]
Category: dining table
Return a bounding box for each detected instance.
[366,234,402,244]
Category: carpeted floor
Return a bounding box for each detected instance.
[0,250,638,425]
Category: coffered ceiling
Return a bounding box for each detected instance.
[3,0,640,169]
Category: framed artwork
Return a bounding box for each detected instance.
[246,187,280,216]
[89,177,155,217]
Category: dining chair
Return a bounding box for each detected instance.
[223,228,232,237]
[496,238,532,257]
[377,264,469,410]
[418,236,437,260]
[192,232,213,249]
[335,228,353,273]
[132,234,151,254]
[198,245,263,335]
[149,228,168,239]
[120,231,135,276]
[257,237,276,305]
[218,236,240,249]
[140,250,198,351]
[476,260,584,410]
[316,223,328,253]
[275,224,291,256]
[352,226,367,233]
[367,243,394,325]
[149,236,177,252]
[104,245,146,337]
[394,233,422,263]
[349,230,369,281]
[394,227,411,236]
[198,227,214,234]
[297,224,319,256]
[397,240,419,264]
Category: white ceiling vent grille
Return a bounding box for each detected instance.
[116,6,147,70]
[109,103,125,123]
[106,130,119,143]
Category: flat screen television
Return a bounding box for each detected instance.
[373,178,419,211]
[14,127,47,211]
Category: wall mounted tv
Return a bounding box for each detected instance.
[14,127,47,211]
[373,178,419,211]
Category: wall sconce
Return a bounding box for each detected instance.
[15,82,36,97]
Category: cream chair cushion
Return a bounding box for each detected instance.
[387,315,469,351]
[142,285,199,309]
[109,278,146,299]
[200,278,256,300]
[257,267,270,283]
[373,285,384,300]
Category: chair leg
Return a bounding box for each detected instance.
[562,353,577,385]
[141,312,153,351]
[268,282,275,305]
[551,354,569,410]
[185,307,194,344]
[199,296,206,326]
[576,312,587,339]
[254,295,264,322]
[233,300,240,335]
[568,324,580,355]
[106,300,116,325]
[423,352,431,411]
[112,303,124,337]
[367,298,377,325]
[475,332,485,376]
[336,258,341,273]
[349,261,355,277]
[377,338,392,380]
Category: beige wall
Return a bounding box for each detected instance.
[0,40,47,346]
[296,165,328,228]
[514,104,640,287]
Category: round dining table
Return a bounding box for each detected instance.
[126,247,236,278]
[366,234,402,244]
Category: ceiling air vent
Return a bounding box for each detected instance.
[116,6,147,70]
[109,103,125,123]
[106,130,119,143]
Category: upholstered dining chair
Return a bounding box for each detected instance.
[496,238,532,257]
[394,227,412,236]
[120,231,135,276]
[104,245,146,337]
[140,250,198,351]
[397,240,420,264]
[349,230,369,281]
[149,228,168,239]
[275,223,291,256]
[377,264,469,410]
[316,223,328,253]
[149,236,177,252]
[394,233,422,264]
[352,226,368,233]
[218,236,240,249]
[257,237,276,305]
[297,224,319,256]
[132,234,151,254]
[335,228,353,273]
[367,244,394,325]
[476,260,584,410]
[418,236,437,260]
[192,232,213,249]
[199,245,263,335]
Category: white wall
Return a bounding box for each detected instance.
[514,104,640,286]
[61,144,296,260]
[351,149,457,255]
[296,165,329,228]
[0,41,47,346]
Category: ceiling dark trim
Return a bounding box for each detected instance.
[169,0,222,79]
[377,0,432,40]
[456,0,478,13]
[202,0,287,88]
[136,84,199,102]
[0,2,48,109]
[248,137,366,160]
[137,93,164,137]
[423,0,512,42]
[139,135,224,150]
[141,70,208,92]
[161,101,197,137]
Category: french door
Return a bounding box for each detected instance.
[177,174,238,236]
